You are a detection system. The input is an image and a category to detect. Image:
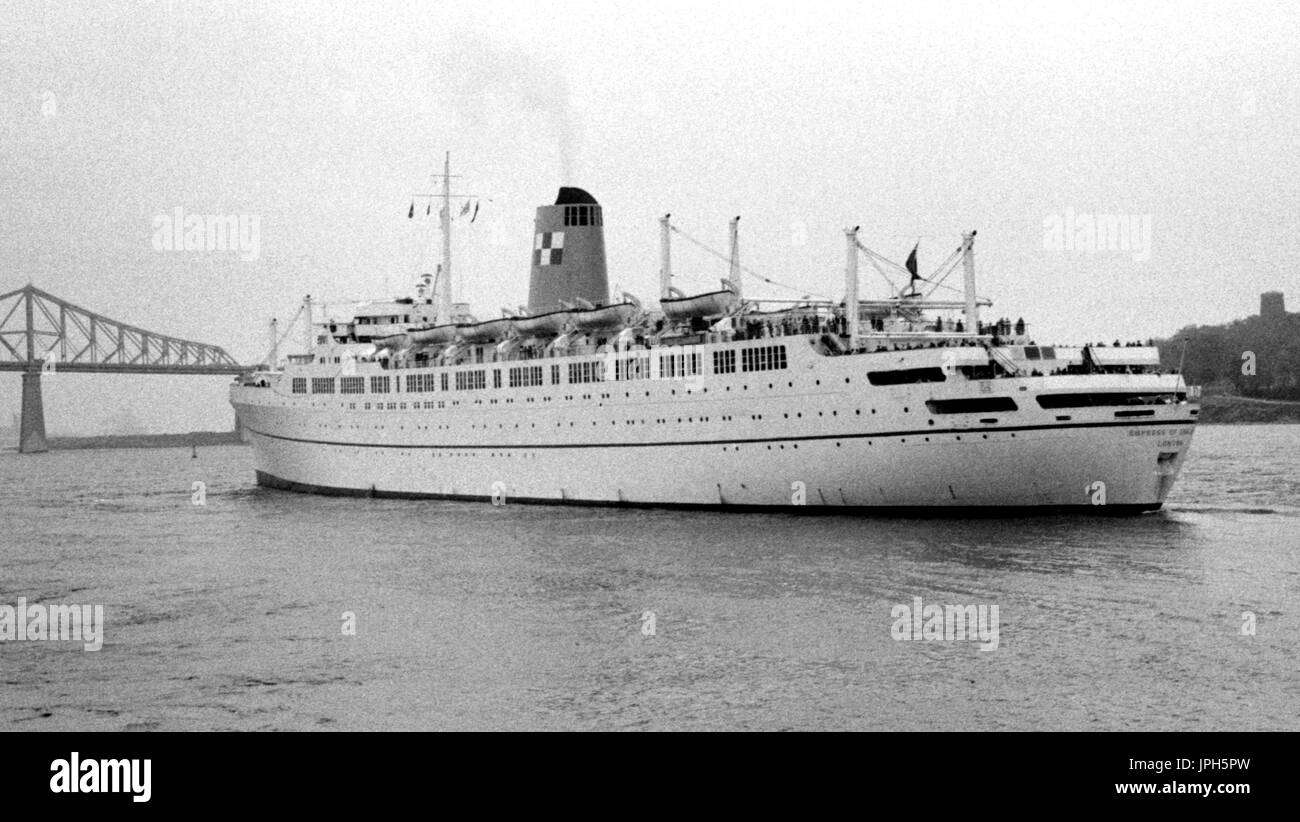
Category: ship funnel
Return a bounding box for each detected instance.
[527,187,610,314]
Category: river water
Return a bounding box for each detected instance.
[1,424,1296,730]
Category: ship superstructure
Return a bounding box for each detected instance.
[231,156,1198,512]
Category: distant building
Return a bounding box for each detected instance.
[1261,291,1286,321]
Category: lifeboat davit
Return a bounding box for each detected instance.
[512,309,571,338]
[438,343,462,364]
[457,317,513,343]
[408,324,457,346]
[659,280,740,321]
[569,294,641,332]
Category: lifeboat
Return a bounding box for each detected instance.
[512,309,571,338]
[745,306,801,322]
[407,324,458,346]
[373,333,410,351]
[659,280,740,321]
[456,317,513,343]
[569,293,642,332]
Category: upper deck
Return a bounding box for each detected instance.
[239,206,1189,416]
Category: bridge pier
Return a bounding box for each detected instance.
[19,370,48,453]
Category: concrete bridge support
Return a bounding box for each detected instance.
[19,370,47,453]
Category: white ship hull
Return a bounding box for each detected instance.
[231,337,1197,513]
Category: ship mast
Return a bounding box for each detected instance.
[659,214,672,298]
[302,294,313,353]
[439,151,453,326]
[961,230,978,332]
[728,216,742,299]
[845,226,860,343]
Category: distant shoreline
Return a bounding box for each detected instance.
[40,431,247,451]
[1197,395,1300,424]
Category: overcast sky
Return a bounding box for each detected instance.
[2,0,1297,434]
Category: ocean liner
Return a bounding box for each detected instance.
[230,156,1198,513]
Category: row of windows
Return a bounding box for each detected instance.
[361,401,445,411]
[926,397,1019,414]
[563,205,602,226]
[509,365,544,387]
[741,345,787,372]
[303,392,1005,431]
[340,376,365,394]
[614,356,650,381]
[455,370,487,391]
[867,367,945,386]
[306,405,978,435]
[406,373,438,393]
[569,361,605,384]
[713,350,736,374]
[660,352,702,378]
[290,346,786,396]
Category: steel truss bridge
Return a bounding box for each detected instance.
[0,284,249,453]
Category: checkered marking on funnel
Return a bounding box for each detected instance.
[533,231,564,266]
